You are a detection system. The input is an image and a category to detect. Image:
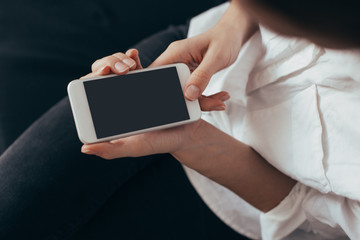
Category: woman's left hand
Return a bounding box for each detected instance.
[82,113,297,214]
[81,119,224,170]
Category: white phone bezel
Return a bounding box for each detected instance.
[67,63,201,144]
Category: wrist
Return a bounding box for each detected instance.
[215,0,258,44]
[171,120,297,213]
[171,120,228,171]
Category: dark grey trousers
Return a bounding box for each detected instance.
[0,25,249,240]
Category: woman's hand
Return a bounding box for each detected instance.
[82,115,296,213]
[81,119,207,161]
[81,49,143,79]
[80,116,235,175]
[82,49,231,111]
[149,1,258,101]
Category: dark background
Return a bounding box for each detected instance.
[0,0,225,153]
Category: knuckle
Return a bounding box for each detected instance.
[112,52,126,59]
[168,41,178,49]
[215,52,228,63]
[92,56,113,71]
[192,69,211,84]
[91,59,101,71]
[168,40,183,50]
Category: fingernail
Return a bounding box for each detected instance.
[81,148,97,155]
[221,94,230,101]
[123,58,135,68]
[115,62,129,73]
[185,85,200,101]
[212,105,226,111]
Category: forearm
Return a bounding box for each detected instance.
[172,120,297,213]
[215,0,258,44]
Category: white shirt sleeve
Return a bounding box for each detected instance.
[245,44,360,240]
[185,3,360,239]
[260,183,360,239]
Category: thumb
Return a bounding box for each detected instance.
[184,54,223,101]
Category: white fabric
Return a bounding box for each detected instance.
[184,3,360,239]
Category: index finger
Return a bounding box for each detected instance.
[148,41,185,68]
[184,53,224,101]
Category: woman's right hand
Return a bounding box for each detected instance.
[81,49,143,79]
[81,49,230,112]
[149,0,258,101]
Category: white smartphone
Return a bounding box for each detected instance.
[67,63,201,144]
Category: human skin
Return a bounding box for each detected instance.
[149,0,258,101]
[81,0,351,213]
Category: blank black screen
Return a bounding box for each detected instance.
[84,67,190,139]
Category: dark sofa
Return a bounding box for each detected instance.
[0,0,225,153]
